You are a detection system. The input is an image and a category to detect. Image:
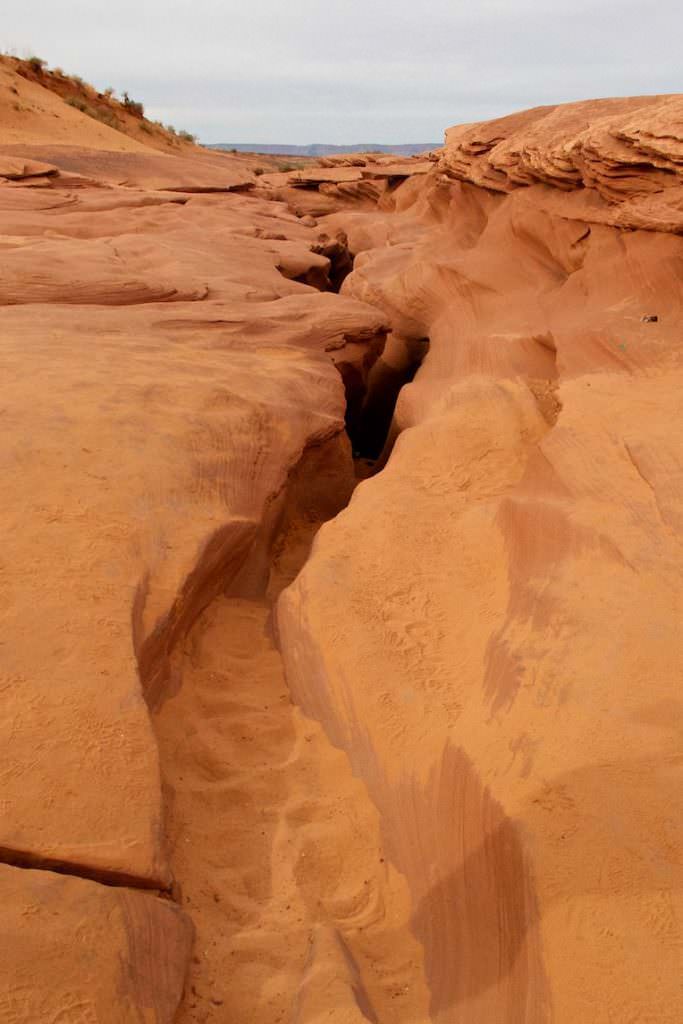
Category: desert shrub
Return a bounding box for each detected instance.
[253,167,265,176]
[276,162,296,172]
[103,87,114,99]
[27,56,46,72]
[122,91,144,117]
[178,129,196,143]
[66,96,119,130]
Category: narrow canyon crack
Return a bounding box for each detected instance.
[151,409,431,1021]
[0,846,167,892]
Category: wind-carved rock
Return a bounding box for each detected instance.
[2,86,683,1024]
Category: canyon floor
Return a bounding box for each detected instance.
[1,59,682,1023]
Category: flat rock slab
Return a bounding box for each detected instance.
[0,863,192,1023]
[0,145,255,191]
[360,161,432,179]
[290,166,366,186]
[0,156,58,179]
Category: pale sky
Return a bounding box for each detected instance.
[3,1,682,144]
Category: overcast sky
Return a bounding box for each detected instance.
[3,1,682,144]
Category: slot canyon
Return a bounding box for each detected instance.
[1,58,683,1024]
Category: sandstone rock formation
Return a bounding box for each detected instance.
[0,137,406,1020]
[279,95,683,1022]
[1,864,192,1023]
[439,95,683,232]
[1,87,682,1023]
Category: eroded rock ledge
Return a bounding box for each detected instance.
[438,95,683,232]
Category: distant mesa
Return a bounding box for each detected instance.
[209,142,439,157]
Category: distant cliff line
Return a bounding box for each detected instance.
[208,142,438,157]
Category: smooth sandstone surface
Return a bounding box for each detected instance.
[278,96,683,1022]
[1,89,682,1022]
[0,175,387,884]
[0,862,192,1023]
[0,128,402,1018]
[0,143,258,192]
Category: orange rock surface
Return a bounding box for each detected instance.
[279,95,683,1022]
[1,85,682,1022]
[1,863,192,1023]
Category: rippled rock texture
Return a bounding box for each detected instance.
[439,95,683,232]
